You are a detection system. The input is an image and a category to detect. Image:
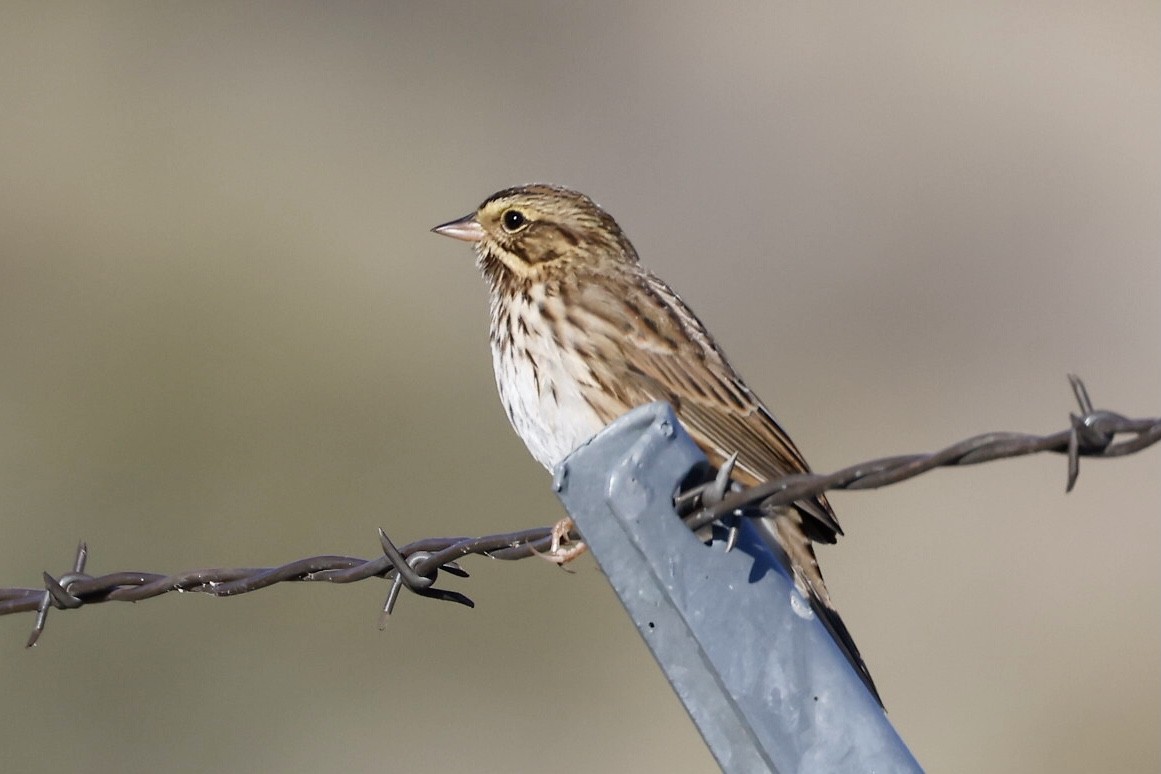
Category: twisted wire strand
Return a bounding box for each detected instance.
[2,376,1156,647]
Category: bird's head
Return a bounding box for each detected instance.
[432,184,638,287]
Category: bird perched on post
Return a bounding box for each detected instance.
[433,184,878,702]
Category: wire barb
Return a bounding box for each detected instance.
[27,542,88,647]
[2,376,1156,642]
[376,529,474,629]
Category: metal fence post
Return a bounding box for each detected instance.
[553,402,922,774]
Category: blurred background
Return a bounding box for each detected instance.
[1,3,1157,772]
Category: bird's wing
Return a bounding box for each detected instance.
[576,272,880,704]
[582,273,841,542]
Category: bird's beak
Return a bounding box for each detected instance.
[431,214,485,243]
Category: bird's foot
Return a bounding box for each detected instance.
[544,516,587,564]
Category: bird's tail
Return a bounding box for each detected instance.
[752,509,882,707]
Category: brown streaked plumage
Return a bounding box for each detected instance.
[433,183,878,703]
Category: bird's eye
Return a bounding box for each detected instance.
[502,209,527,232]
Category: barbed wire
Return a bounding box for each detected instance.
[2,375,1157,648]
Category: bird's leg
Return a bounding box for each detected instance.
[547,516,588,564]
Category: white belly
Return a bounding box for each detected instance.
[490,300,606,471]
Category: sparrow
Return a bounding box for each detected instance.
[433,184,878,702]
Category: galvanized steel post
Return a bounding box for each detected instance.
[553,402,922,774]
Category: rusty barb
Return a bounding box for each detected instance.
[2,375,1157,647]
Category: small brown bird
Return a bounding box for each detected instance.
[433,184,877,701]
